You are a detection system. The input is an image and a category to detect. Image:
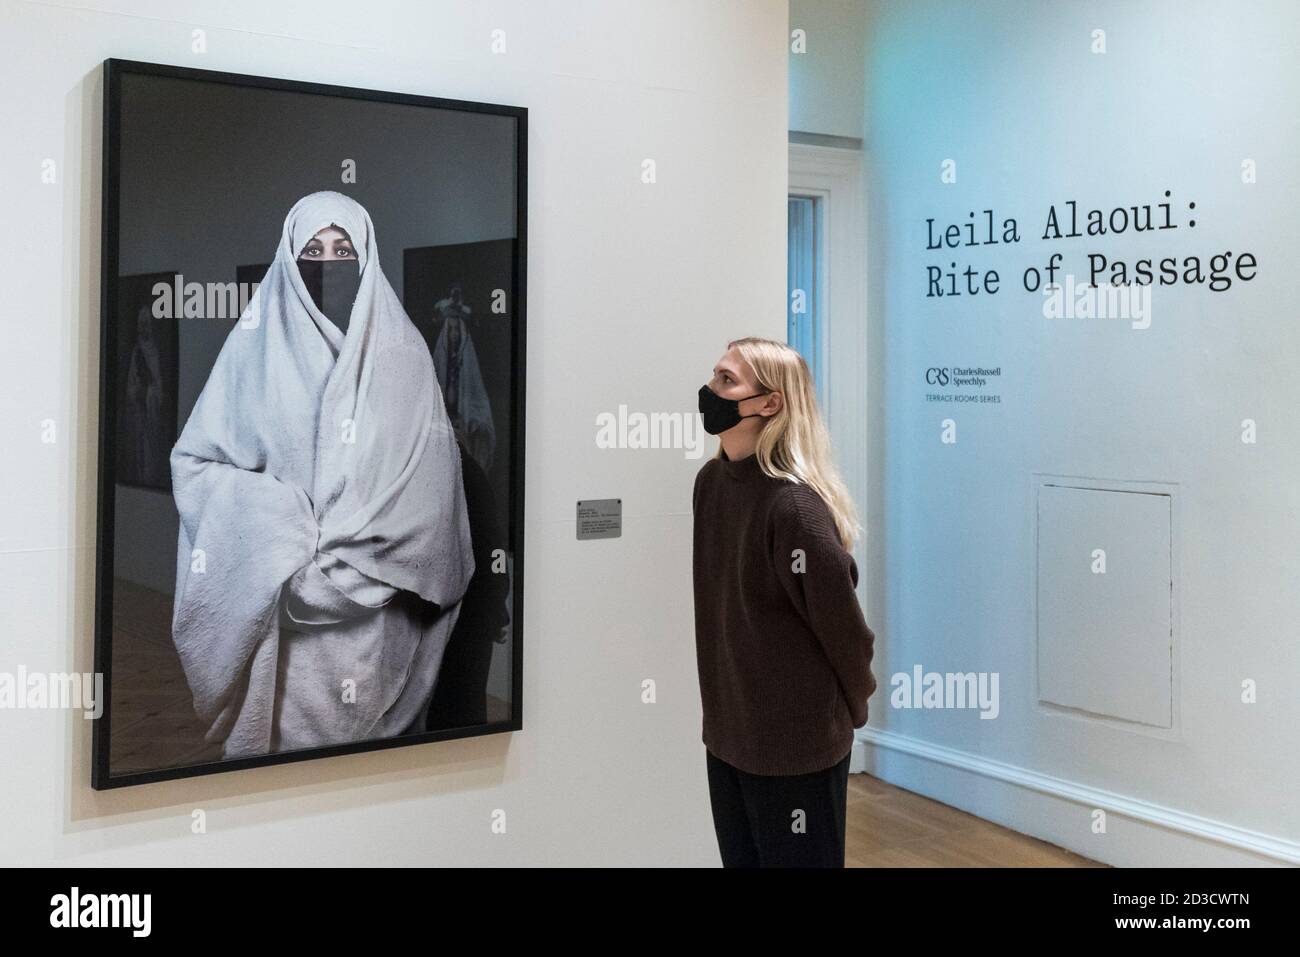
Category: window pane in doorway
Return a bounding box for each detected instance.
[787,194,826,407]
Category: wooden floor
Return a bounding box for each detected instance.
[846,772,1107,867]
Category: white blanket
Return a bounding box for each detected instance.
[170,191,475,757]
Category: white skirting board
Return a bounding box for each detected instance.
[850,728,1299,867]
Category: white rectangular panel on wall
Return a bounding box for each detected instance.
[1036,484,1173,728]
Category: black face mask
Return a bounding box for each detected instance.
[297,259,361,334]
[698,383,770,435]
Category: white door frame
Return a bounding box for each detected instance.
[789,142,869,614]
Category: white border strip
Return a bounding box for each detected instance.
[858,727,1300,865]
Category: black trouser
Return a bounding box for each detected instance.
[705,748,851,867]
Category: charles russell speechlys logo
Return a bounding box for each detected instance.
[924,365,1002,405]
[925,365,1000,387]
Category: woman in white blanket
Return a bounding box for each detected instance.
[170,190,475,759]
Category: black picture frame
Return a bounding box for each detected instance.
[92,58,527,789]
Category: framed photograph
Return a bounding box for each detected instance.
[93,58,527,789]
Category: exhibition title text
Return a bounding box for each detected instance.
[925,191,1257,297]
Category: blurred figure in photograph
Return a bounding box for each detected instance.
[432,282,495,473]
[124,305,166,487]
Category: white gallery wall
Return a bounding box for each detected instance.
[0,0,788,866]
[860,0,1300,864]
[788,0,865,140]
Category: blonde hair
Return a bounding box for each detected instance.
[714,337,862,551]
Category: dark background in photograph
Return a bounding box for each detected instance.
[234,263,269,299]
[107,70,519,778]
[404,239,516,515]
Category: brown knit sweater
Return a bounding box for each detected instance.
[692,448,878,776]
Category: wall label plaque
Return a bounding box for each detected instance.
[576,499,622,540]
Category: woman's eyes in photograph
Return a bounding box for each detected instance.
[299,239,353,258]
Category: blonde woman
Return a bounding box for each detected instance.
[692,336,878,867]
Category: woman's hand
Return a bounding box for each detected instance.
[278,555,398,631]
